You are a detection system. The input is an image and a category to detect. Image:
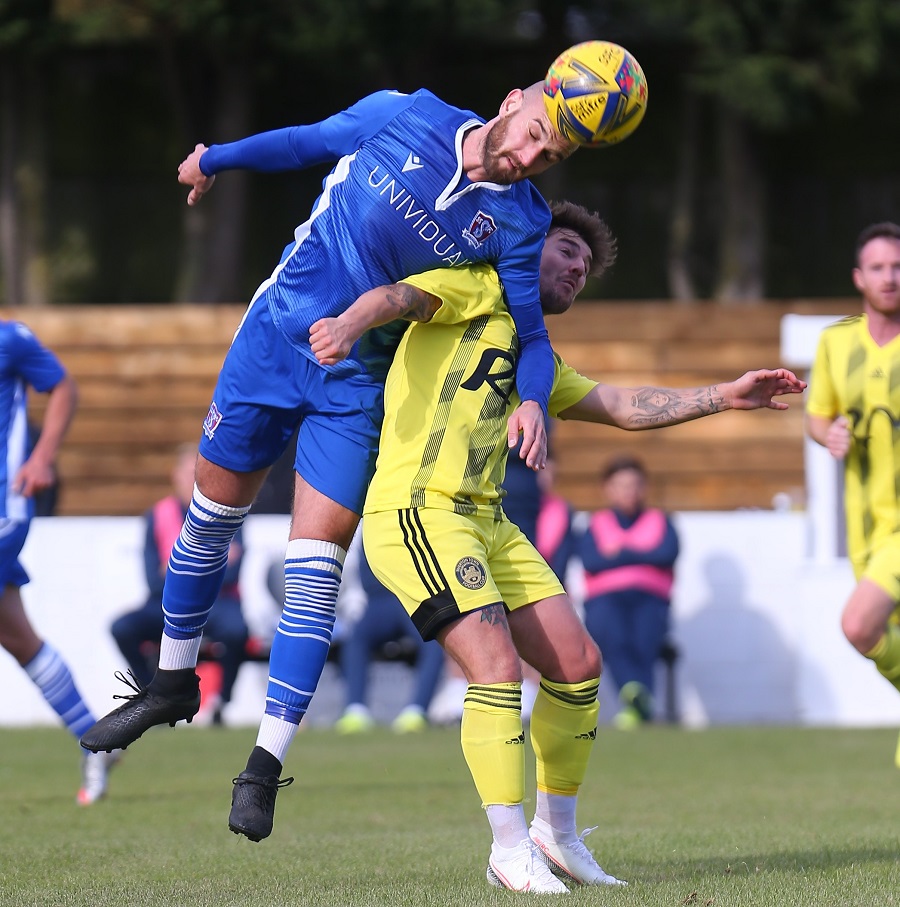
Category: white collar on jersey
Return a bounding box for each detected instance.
[435,119,513,211]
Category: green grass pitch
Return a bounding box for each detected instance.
[2,724,898,906]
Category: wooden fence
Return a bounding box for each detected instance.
[2,299,857,516]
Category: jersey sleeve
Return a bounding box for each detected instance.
[318,90,418,156]
[805,331,839,419]
[7,322,66,393]
[548,354,598,418]
[400,265,503,324]
[496,217,554,416]
[200,90,417,175]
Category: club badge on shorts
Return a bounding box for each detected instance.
[203,401,223,440]
[455,556,487,590]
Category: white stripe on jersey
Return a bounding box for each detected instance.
[5,380,29,521]
[232,152,358,344]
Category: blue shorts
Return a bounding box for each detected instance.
[0,520,30,588]
[198,300,384,515]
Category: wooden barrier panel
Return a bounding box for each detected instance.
[1,300,856,516]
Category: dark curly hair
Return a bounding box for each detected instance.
[548,200,617,278]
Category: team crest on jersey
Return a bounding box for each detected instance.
[455,556,487,590]
[462,211,497,248]
[203,401,222,440]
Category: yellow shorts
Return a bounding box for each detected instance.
[362,508,564,641]
[854,531,900,607]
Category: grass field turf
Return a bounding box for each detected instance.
[1,724,898,906]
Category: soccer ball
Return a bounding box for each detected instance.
[543,40,648,147]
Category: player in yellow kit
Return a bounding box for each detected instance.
[311,201,806,892]
[806,221,900,767]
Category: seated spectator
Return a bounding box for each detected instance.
[578,455,679,728]
[335,538,445,734]
[111,443,248,724]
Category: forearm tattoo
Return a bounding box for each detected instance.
[387,284,441,322]
[627,385,727,427]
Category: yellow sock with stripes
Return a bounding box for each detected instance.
[865,623,900,694]
[530,677,600,796]
[460,682,524,807]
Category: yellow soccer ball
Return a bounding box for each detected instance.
[543,40,648,147]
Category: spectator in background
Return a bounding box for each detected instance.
[806,221,900,768]
[504,439,576,583]
[111,443,248,725]
[578,455,679,729]
[335,541,445,734]
[501,437,542,546]
[534,452,576,584]
[0,319,118,804]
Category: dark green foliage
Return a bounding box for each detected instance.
[2,1,900,302]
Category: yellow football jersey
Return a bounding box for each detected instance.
[807,313,900,568]
[363,264,596,519]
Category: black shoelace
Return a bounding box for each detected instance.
[111,669,146,701]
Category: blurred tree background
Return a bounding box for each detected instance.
[1,0,899,308]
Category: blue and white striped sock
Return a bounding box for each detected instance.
[263,538,344,724]
[159,485,249,671]
[24,643,95,741]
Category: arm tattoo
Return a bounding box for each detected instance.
[627,384,727,427]
[385,283,441,323]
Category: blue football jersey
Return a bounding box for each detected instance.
[200,89,553,408]
[0,321,66,521]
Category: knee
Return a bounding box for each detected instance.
[553,634,602,684]
[580,635,603,680]
[841,609,882,655]
[461,647,523,685]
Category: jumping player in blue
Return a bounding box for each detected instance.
[0,320,121,805]
[81,80,580,841]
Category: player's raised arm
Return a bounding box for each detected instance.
[309,283,441,366]
[558,368,806,428]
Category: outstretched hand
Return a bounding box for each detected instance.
[507,400,548,471]
[729,368,807,410]
[177,143,215,206]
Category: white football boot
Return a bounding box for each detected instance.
[77,749,122,805]
[486,838,570,893]
[530,820,627,887]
